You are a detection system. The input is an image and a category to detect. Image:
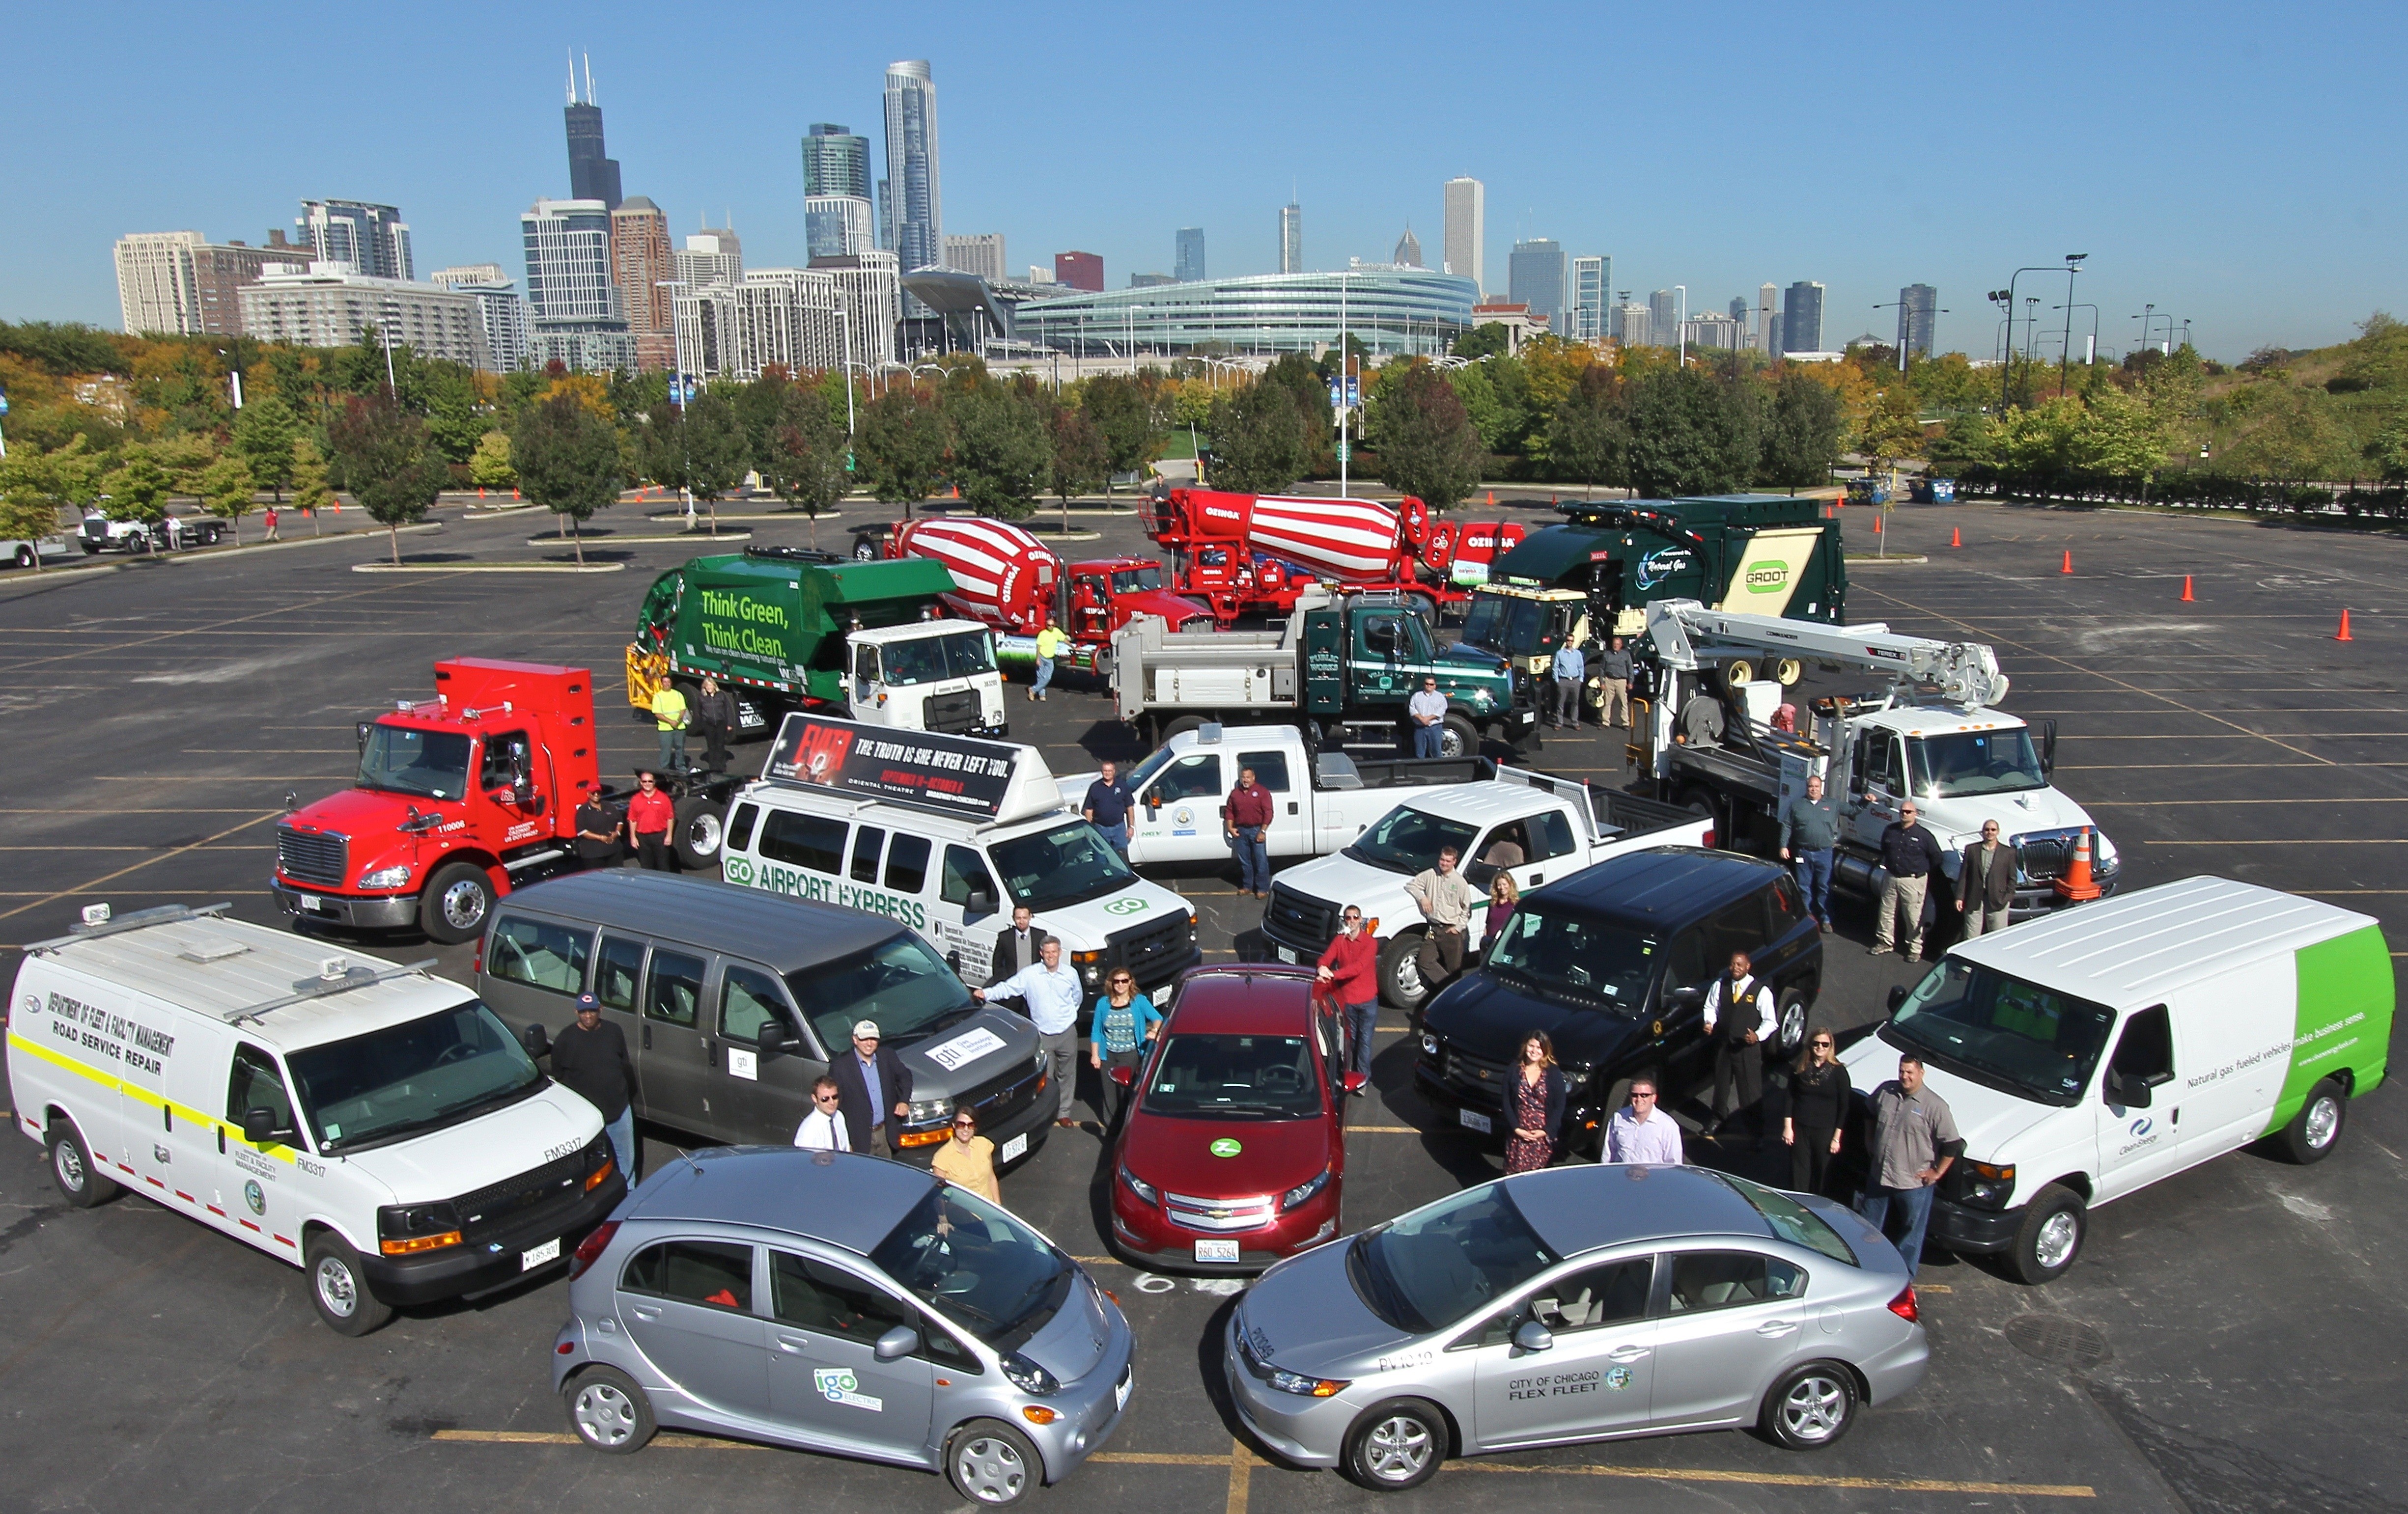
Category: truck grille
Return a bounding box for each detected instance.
[924,688,982,735]
[455,1135,613,1248]
[1436,1045,1510,1110]
[1261,884,1336,955]
[2011,827,2090,883]
[276,826,348,887]
[1108,914,1193,982]
[957,1057,1046,1130]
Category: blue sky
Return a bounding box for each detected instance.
[5,0,2401,362]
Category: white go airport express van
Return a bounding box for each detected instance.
[1844,876,2391,1284]
[719,715,1201,992]
[6,903,625,1336]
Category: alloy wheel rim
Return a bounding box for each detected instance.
[441,879,487,930]
[315,1256,359,1317]
[956,1435,1027,1503]
[55,1139,85,1191]
[1781,1375,1847,1441]
[2305,1095,2340,1149]
[1364,1414,1434,1480]
[575,1383,636,1446]
[685,812,723,859]
[2035,1209,2080,1269]
[1781,1002,1805,1049]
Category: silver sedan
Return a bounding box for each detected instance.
[1224,1163,1928,1491]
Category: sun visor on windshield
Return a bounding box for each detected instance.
[761,714,1061,825]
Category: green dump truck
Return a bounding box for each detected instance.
[626,546,1009,739]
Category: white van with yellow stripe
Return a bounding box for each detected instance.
[6,903,623,1335]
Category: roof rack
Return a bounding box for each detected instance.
[744,545,841,565]
[23,902,234,956]
[224,958,440,1027]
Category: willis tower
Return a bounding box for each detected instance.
[564,54,621,209]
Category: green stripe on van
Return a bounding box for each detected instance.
[2266,924,2393,1135]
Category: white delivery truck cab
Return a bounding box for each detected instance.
[6,903,624,1336]
[1843,877,2391,1284]
[718,715,1201,994]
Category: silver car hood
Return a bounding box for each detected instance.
[1018,1270,1120,1386]
[1236,1239,1419,1379]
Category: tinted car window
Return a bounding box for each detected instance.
[1885,959,2119,1105]
[593,935,645,1012]
[1150,755,1221,804]
[940,845,994,907]
[1531,810,1579,862]
[1664,929,1707,987]
[759,810,845,875]
[851,826,886,884]
[644,951,706,1028]
[1534,1257,1655,1334]
[721,965,791,1046]
[488,915,590,996]
[770,1250,911,1343]
[872,1184,1073,1351]
[622,1239,754,1312]
[1141,1034,1324,1120]
[1716,1173,1858,1266]
[1349,1184,1559,1334]
[1701,896,1765,968]
[1235,751,1291,792]
[1768,876,1809,929]
[885,833,932,894]
[725,802,759,854]
[1483,907,1653,1012]
[479,730,532,791]
[227,1044,297,1131]
[1666,1251,1805,1314]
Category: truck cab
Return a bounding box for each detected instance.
[1458,583,1591,680]
[842,618,1008,737]
[1061,556,1213,644]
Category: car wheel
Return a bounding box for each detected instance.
[1774,990,1809,1055]
[47,1120,119,1209]
[1438,714,1478,759]
[419,860,495,944]
[851,535,880,561]
[946,1418,1039,1505]
[1760,1361,1858,1451]
[13,546,32,570]
[564,1365,655,1454]
[1377,930,1429,1015]
[304,1232,396,1336]
[672,795,724,870]
[1342,1397,1448,1491]
[2275,1077,2347,1164]
[2006,1183,2086,1285]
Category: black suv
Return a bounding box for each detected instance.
[1414,847,1822,1157]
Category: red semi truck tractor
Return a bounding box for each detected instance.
[272,659,734,943]
[1137,487,1526,625]
[849,515,1211,645]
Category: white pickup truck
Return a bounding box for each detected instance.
[1259,770,1713,1011]
[1056,724,1490,868]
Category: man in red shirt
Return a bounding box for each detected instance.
[1224,765,1275,898]
[626,770,678,871]
[1315,906,1378,1095]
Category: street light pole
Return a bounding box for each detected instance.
[2057,254,2087,397]
[1675,285,1687,366]
[1996,262,2066,413]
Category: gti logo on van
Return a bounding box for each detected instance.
[1635,548,1693,590]
[1743,561,1792,593]
[1104,897,1151,916]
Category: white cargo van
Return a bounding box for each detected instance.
[6,903,623,1336]
[719,715,1201,992]
[1843,877,2392,1284]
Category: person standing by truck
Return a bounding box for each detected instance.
[574,794,625,869]
[1779,773,1842,932]
[1702,950,1775,1146]
[1088,970,1162,1128]
[1550,641,1585,729]
[1856,1056,1961,1277]
[1316,906,1379,1093]
[1596,636,1631,727]
[627,769,677,872]
[1958,820,2019,937]
[691,676,736,775]
[1405,846,1475,996]
[1407,675,1447,758]
[553,992,640,1181]
[1225,765,1275,898]
[975,938,1086,1129]
[1873,801,1947,961]
[1032,618,1068,701]
[649,680,690,773]
[1084,759,1134,859]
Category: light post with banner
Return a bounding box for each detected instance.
[668,373,698,526]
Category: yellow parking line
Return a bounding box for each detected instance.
[1450,1459,2094,1497]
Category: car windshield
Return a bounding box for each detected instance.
[284,999,545,1155]
[872,1182,1074,1351]
[991,821,1140,910]
[1460,594,1551,657]
[1347,1182,1559,1334]
[1342,803,1480,876]
[787,934,977,1053]
[878,629,997,687]
[1125,745,1179,794]
[1139,1034,1324,1121]
[357,724,471,801]
[1713,1171,1859,1266]
[1882,958,2118,1105]
[1111,566,1163,594]
[1481,906,1653,1012]
[1907,728,2047,798]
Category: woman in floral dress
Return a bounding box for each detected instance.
[1505,1031,1568,1174]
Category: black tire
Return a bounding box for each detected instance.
[47,1119,119,1209]
[1377,930,1431,1014]
[1676,787,1724,844]
[2005,1182,2086,1285]
[419,860,495,944]
[1342,1396,1449,1491]
[305,1232,395,1336]
[945,1417,1040,1505]
[564,1365,656,1454]
[850,535,880,561]
[80,542,100,555]
[1437,713,1478,759]
[2275,1077,2347,1165]
[672,794,723,871]
[1759,1361,1859,1451]
[13,546,33,570]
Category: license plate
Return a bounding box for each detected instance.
[1519,711,1536,724]
[298,894,321,911]
[521,1238,561,1271]
[1000,1133,1029,1163]
[1457,1107,1492,1134]
[1194,1238,1240,1263]
[1274,945,1298,964]
[1115,1372,1133,1411]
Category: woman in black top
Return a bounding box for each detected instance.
[1782,1025,1850,1196]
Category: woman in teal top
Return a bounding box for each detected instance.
[1088,969,1162,1128]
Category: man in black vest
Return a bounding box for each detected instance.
[1702,950,1775,1147]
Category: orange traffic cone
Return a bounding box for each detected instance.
[952,484,961,499]
[2180,575,2194,602]
[1950,525,1961,548]
[478,486,486,499]
[513,488,520,501]
[2060,550,2073,574]
[1874,516,1883,534]
[1486,490,1495,507]
[2336,609,2353,642]
[2053,827,2104,902]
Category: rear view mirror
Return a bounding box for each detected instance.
[966,890,997,917]
[872,1325,921,1362]
[1665,987,1704,1010]
[757,1020,797,1057]
[522,1022,552,1059]
[1512,1320,1555,1353]
[1110,1064,1136,1088]
[2038,719,2059,778]
[241,1108,288,1146]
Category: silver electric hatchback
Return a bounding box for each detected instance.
[1225,1163,1927,1491]
[553,1146,1134,1506]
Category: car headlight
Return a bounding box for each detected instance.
[1073,948,1105,986]
[375,1200,463,1255]
[1961,1160,2016,1209]
[1000,1350,1060,1396]
[1119,1163,1158,1205]
[1268,1367,1351,1398]
[358,864,412,890]
[2094,830,2118,866]
[1420,1033,1439,1055]
[904,1097,954,1127]
[1279,1167,1331,1211]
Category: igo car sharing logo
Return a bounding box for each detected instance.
[1635,547,1693,590]
[1103,897,1151,916]
[1743,559,1792,594]
[813,1368,884,1411]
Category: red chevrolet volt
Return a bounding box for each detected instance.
[1107,966,1349,1274]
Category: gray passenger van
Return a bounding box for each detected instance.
[477,872,1054,1170]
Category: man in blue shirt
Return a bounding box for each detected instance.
[828,1019,913,1158]
[974,938,1088,1128]
[1083,758,1134,860]
[1550,642,1586,729]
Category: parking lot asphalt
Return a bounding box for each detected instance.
[0,496,2401,1514]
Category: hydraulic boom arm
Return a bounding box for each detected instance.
[1644,598,2010,707]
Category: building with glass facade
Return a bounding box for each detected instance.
[1015,267,1475,357]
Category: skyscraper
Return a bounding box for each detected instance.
[428,266,532,371]
[1279,201,1303,274]
[882,61,943,273]
[1648,289,1679,348]
[522,197,633,371]
[1393,226,1423,268]
[1509,240,1566,330]
[114,231,295,337]
[1611,302,1652,347]
[674,226,744,290]
[1898,283,1938,358]
[1571,255,1609,341]
[563,56,622,211]
[1758,283,1780,356]
[1443,177,1484,293]
[610,196,675,371]
[297,200,412,281]
[943,234,1006,281]
[801,123,874,260]
[1175,227,1205,283]
[1055,251,1103,292]
[1782,280,1826,356]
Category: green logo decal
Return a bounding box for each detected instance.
[1208,1138,1242,1158]
[1743,561,1791,593]
[1104,897,1150,916]
[723,856,755,886]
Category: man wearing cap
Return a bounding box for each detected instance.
[828,1019,914,1158]
[974,937,1087,1129]
[551,993,639,1181]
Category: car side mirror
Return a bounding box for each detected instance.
[1886,985,1909,1014]
[757,1020,798,1057]
[1512,1320,1555,1353]
[522,1022,552,1059]
[1110,1064,1136,1087]
[241,1108,289,1146]
[966,889,997,917]
[2110,1072,2153,1109]
[1665,986,1703,1010]
[872,1324,921,1362]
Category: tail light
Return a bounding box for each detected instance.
[570,1220,619,1280]
[1887,1285,1919,1323]
[1702,827,1717,850]
[472,936,483,974]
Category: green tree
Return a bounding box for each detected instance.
[197,453,255,542]
[645,390,749,533]
[1206,379,1308,493]
[2364,413,2408,484]
[857,387,950,505]
[290,438,335,534]
[469,429,517,490]
[0,440,99,570]
[1545,367,1628,496]
[1046,402,1109,527]
[948,385,1051,521]
[327,393,447,565]
[1625,366,1761,496]
[758,382,850,545]
[1079,375,1165,490]
[511,391,623,565]
[1451,323,1511,360]
[1855,384,1928,484]
[230,395,299,501]
[1262,353,1338,479]
[1761,372,1848,492]
[1445,356,1537,455]
[100,445,175,531]
[1368,363,1485,508]
[734,368,793,473]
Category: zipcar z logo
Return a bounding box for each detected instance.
[1743,561,1791,594]
[1635,548,1692,590]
